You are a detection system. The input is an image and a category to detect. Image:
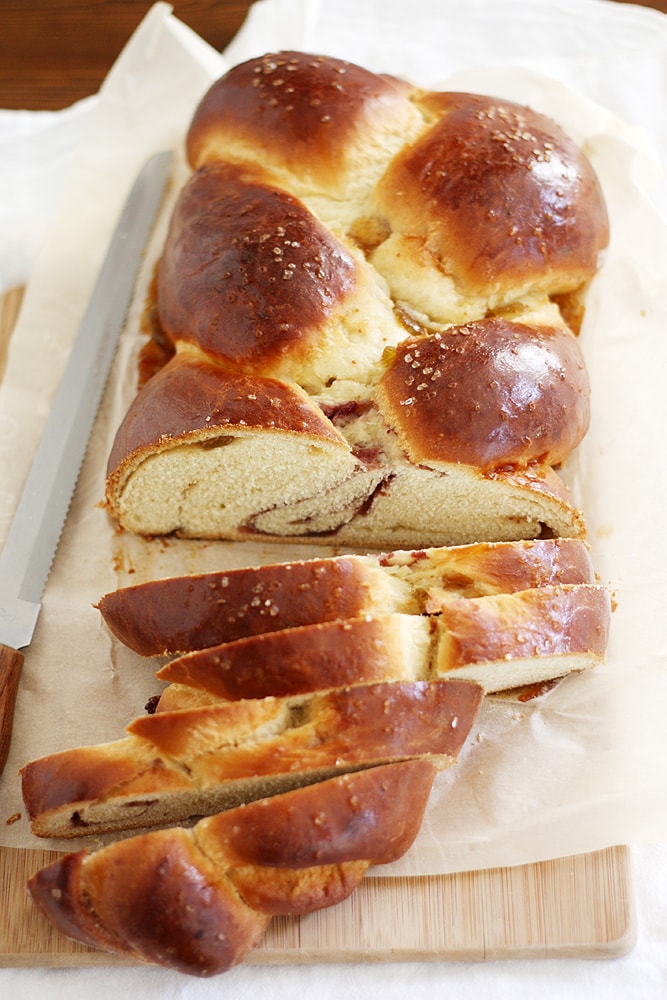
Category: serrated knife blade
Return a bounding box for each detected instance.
[0,150,173,775]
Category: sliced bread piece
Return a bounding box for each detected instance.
[27,760,436,976]
[96,537,595,656]
[153,583,611,710]
[21,678,482,840]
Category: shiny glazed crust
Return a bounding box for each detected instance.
[375,318,590,470]
[103,51,609,548]
[26,761,436,976]
[186,52,417,197]
[96,537,595,656]
[373,89,609,305]
[155,163,361,376]
[153,582,610,707]
[21,679,483,839]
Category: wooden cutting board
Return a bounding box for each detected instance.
[0,844,636,966]
[0,287,636,967]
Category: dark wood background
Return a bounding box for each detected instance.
[0,0,252,109]
[2,0,667,110]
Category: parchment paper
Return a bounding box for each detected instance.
[1,0,667,878]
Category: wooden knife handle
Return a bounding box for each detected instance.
[0,644,24,776]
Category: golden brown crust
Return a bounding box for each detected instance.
[156,615,422,701]
[96,538,594,657]
[96,553,395,656]
[25,851,135,956]
[105,350,347,483]
[27,831,270,975]
[436,583,611,670]
[21,680,482,838]
[374,90,609,300]
[156,163,359,375]
[197,759,437,869]
[393,537,595,602]
[26,761,436,976]
[187,51,415,192]
[375,318,590,470]
[227,861,368,917]
[127,680,480,778]
[154,580,609,708]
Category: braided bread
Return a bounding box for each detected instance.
[153,583,611,711]
[26,760,436,976]
[25,52,613,975]
[96,537,597,656]
[103,52,608,548]
[21,678,482,840]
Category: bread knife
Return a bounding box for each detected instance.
[0,150,173,776]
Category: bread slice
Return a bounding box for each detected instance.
[96,537,595,656]
[27,760,437,976]
[20,678,482,840]
[154,583,611,710]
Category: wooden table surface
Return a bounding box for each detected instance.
[0,0,253,109]
[1,0,667,111]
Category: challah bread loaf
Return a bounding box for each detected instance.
[103,51,609,548]
[26,53,613,974]
[21,678,482,840]
[154,583,611,710]
[96,537,595,656]
[27,760,436,977]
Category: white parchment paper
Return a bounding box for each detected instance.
[1,0,667,879]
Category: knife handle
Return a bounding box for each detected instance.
[0,644,23,776]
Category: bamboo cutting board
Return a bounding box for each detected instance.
[0,844,636,966]
[0,287,636,966]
